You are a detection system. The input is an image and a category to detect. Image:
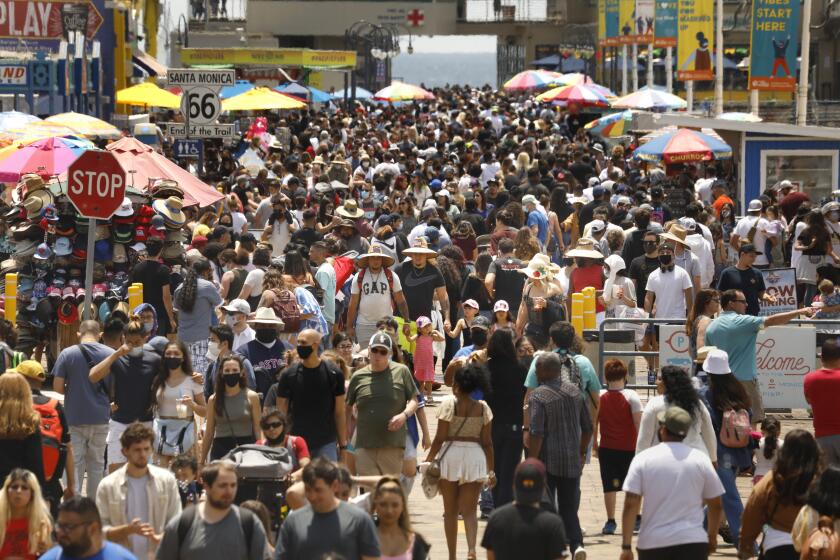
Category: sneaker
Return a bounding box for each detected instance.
[602,519,617,535]
[574,546,587,560]
[719,524,734,544]
[634,515,641,533]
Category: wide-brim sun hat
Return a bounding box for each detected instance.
[518,253,562,280]
[565,239,604,260]
[355,245,396,268]
[336,199,364,219]
[247,306,285,326]
[659,231,691,249]
[152,196,186,227]
[403,237,437,256]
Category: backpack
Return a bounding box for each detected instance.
[720,408,751,448]
[742,217,759,248]
[801,516,840,560]
[554,350,597,408]
[177,505,256,555]
[270,289,301,333]
[356,267,396,303]
[33,398,65,482]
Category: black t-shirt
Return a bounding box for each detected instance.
[461,275,493,311]
[488,256,525,314]
[129,260,171,333]
[291,226,323,247]
[481,503,567,560]
[458,212,486,236]
[717,265,766,316]
[485,358,527,425]
[569,161,595,185]
[628,255,661,305]
[111,351,160,423]
[621,229,648,268]
[275,360,346,448]
[395,262,446,320]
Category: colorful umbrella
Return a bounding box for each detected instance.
[331,87,374,100]
[221,87,307,111]
[275,83,333,104]
[220,80,256,100]
[633,128,732,164]
[639,125,725,145]
[535,84,611,108]
[612,87,687,111]
[45,112,122,138]
[584,110,646,137]
[374,82,434,102]
[0,121,79,144]
[718,112,763,122]
[0,111,40,133]
[502,70,558,91]
[0,136,87,182]
[116,82,181,109]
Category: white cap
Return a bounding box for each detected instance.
[702,348,731,375]
[493,300,509,312]
[588,177,601,186]
[748,199,763,213]
[590,219,606,233]
[222,298,251,315]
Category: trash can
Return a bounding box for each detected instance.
[582,329,636,383]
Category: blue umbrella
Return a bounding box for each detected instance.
[219,80,255,100]
[275,83,332,104]
[331,87,374,100]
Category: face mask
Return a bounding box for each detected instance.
[164,357,183,370]
[658,254,673,266]
[256,328,277,344]
[223,374,241,387]
[128,346,143,358]
[142,321,154,333]
[471,330,488,346]
[832,212,839,221]
[360,190,370,199]
[206,341,220,361]
[297,345,315,359]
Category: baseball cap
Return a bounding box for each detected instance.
[590,219,606,234]
[463,299,479,309]
[369,332,393,351]
[416,316,432,329]
[738,243,762,255]
[15,360,45,382]
[588,177,601,186]
[592,186,606,197]
[493,300,509,313]
[513,459,547,503]
[747,199,763,213]
[471,316,491,330]
[657,406,692,437]
[678,217,697,232]
[222,299,250,315]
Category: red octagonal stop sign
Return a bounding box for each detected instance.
[67,150,127,220]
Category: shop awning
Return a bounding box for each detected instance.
[132,49,168,77]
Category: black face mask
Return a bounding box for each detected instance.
[265,434,285,446]
[223,374,241,387]
[658,254,673,266]
[297,345,315,359]
[471,329,488,347]
[164,357,183,370]
[256,328,277,344]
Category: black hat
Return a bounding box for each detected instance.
[471,316,491,330]
[514,459,546,503]
[738,243,762,255]
[369,332,393,351]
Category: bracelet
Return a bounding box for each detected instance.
[621,544,632,551]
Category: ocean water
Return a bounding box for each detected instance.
[391,51,498,89]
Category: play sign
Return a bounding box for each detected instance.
[67,150,126,219]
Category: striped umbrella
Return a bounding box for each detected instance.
[612,87,687,111]
[374,82,434,102]
[502,70,557,91]
[584,110,645,137]
[45,112,122,138]
[634,128,732,164]
[535,84,611,108]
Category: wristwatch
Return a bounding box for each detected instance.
[621,544,633,551]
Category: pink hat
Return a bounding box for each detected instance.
[494,300,510,313]
[463,299,479,309]
[416,316,432,329]
[61,287,75,300]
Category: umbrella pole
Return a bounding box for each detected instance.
[750,89,760,117]
[621,44,628,96]
[632,43,638,91]
[647,42,654,89]
[666,47,673,93]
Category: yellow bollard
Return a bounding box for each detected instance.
[128,285,142,311]
[4,273,16,323]
[133,283,144,305]
[571,292,584,335]
[582,286,596,330]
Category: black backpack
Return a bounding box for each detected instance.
[177,505,256,554]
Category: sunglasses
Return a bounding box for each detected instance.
[263,422,284,430]
[370,347,389,355]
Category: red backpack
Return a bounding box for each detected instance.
[33,398,65,482]
[271,289,301,333]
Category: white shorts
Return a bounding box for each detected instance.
[106,420,153,466]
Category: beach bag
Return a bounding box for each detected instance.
[223,444,295,480]
[721,408,751,448]
[800,516,840,560]
[270,289,301,333]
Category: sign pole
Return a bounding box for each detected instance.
[666,47,673,92]
[83,218,96,320]
[686,80,694,111]
[647,41,654,88]
[750,88,760,116]
[621,44,628,95]
[796,0,812,126]
[714,0,724,115]
[631,43,638,91]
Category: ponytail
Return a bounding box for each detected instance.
[762,418,781,460]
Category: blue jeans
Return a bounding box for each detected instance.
[311,441,338,461]
[717,463,743,544]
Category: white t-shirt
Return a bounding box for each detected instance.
[623,442,724,550]
[734,216,771,266]
[233,326,255,351]
[126,474,151,558]
[157,376,203,418]
[242,268,265,298]
[791,221,807,270]
[350,268,403,324]
[231,211,247,234]
[645,266,692,318]
[755,437,783,477]
[694,178,715,204]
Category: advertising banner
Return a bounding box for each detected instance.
[654,0,678,46]
[677,0,714,81]
[755,327,814,409]
[618,0,635,44]
[0,0,102,40]
[748,0,800,91]
[599,0,606,46]
[605,0,620,45]
[758,268,798,316]
[659,325,693,369]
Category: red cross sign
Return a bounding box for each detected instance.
[407,9,425,27]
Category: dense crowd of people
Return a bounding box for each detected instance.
[1,85,840,560]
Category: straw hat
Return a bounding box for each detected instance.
[355,245,396,268]
[565,238,605,260]
[518,253,561,280]
[336,199,364,219]
[152,197,186,227]
[660,224,691,248]
[312,155,327,166]
[247,306,285,326]
[403,237,438,256]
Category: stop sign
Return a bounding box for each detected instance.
[67,150,127,220]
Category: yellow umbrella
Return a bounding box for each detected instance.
[221,87,306,111]
[116,82,181,109]
[0,122,80,144]
[45,112,122,138]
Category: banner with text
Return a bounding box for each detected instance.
[618,0,636,44]
[677,0,714,80]
[759,268,798,316]
[604,0,620,45]
[654,0,678,47]
[749,0,800,91]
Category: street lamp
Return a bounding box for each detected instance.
[175,14,189,48]
[344,20,413,109]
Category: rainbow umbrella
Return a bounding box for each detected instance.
[0,136,87,182]
[502,70,557,91]
[45,112,122,138]
[584,110,645,137]
[0,121,79,144]
[374,82,434,102]
[535,84,611,108]
[633,128,732,164]
[719,111,763,122]
[612,87,687,111]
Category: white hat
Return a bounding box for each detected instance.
[247,306,285,326]
[521,194,538,207]
[678,217,697,232]
[777,179,794,191]
[590,219,606,234]
[747,199,763,213]
[588,177,601,186]
[222,298,250,315]
[114,197,134,217]
[493,300,509,312]
[702,348,731,375]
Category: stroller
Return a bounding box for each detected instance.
[223,444,295,530]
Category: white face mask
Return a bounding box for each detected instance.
[206,341,220,361]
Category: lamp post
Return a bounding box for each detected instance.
[344,21,411,110]
[176,14,189,49]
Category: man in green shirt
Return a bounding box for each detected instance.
[346,333,418,476]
